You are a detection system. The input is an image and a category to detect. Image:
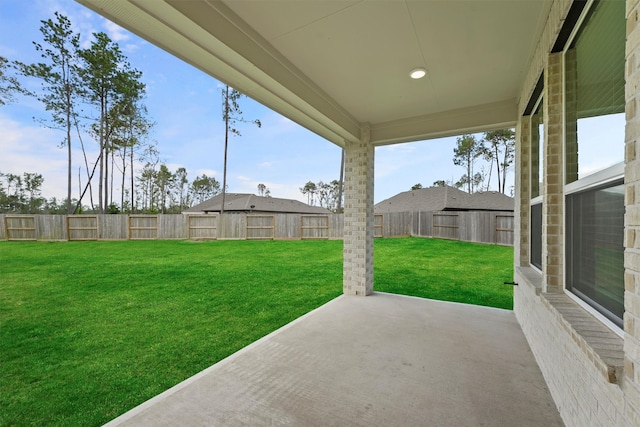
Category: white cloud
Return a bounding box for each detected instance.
[0,115,72,199]
[274,114,299,131]
[36,0,101,49]
[232,174,288,193]
[194,169,218,177]
[123,43,141,54]
[103,20,129,42]
[3,1,496,208]
[376,142,419,155]
[164,162,186,172]
[0,42,19,58]
[75,15,99,49]
[267,181,307,202]
[255,110,307,138]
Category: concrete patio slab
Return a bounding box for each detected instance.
[104,292,563,426]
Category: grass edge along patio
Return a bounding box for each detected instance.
[0,237,513,426]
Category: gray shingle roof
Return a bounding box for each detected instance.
[184,193,331,214]
[374,186,514,214]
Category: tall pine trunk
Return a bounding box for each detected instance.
[98,105,104,213]
[494,145,501,193]
[66,105,72,213]
[121,144,127,211]
[130,146,135,212]
[221,85,230,214]
[467,158,471,193]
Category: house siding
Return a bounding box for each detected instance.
[514,0,640,425]
[514,276,628,426]
[625,0,640,424]
[542,51,564,294]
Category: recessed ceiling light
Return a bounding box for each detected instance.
[410,67,427,79]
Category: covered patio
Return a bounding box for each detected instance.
[73,0,542,294]
[105,293,562,426]
[78,1,640,425]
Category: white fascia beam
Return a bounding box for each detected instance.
[370,99,518,146]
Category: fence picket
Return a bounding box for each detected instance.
[0,211,513,245]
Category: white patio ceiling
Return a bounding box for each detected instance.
[76,0,551,147]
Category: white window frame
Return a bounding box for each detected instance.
[561,0,625,336]
[564,172,625,337]
[529,94,544,273]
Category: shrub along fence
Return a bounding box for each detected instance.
[0,211,513,245]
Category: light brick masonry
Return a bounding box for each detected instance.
[513,0,640,425]
[542,52,564,294]
[343,125,374,296]
[624,0,640,423]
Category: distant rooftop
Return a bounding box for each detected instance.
[375,186,514,214]
[185,193,331,214]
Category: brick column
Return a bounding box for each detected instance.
[343,125,374,296]
[542,52,564,293]
[515,116,531,267]
[624,0,640,421]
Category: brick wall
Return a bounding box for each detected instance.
[343,126,374,296]
[542,52,564,294]
[514,0,640,425]
[514,275,629,426]
[624,0,640,423]
[517,0,573,115]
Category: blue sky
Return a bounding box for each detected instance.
[2,0,518,205]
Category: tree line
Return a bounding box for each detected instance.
[0,13,258,215]
[299,180,343,212]
[1,13,155,214]
[412,130,515,195]
[0,167,223,214]
[1,13,514,215]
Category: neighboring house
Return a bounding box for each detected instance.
[374,186,514,214]
[184,193,330,215]
[82,1,640,425]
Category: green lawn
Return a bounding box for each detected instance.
[0,238,512,426]
[374,238,514,309]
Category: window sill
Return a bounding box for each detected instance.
[516,266,624,384]
[517,265,543,295]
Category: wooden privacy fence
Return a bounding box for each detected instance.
[432,213,459,240]
[495,214,514,246]
[246,215,275,240]
[129,215,158,240]
[374,214,384,238]
[67,216,98,241]
[0,211,513,245]
[3,215,37,241]
[406,210,514,245]
[188,215,217,240]
[301,215,330,239]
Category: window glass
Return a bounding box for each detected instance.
[530,97,543,270]
[566,182,624,326]
[563,0,625,327]
[565,0,625,183]
[530,203,542,270]
[531,100,543,199]
[575,114,625,178]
